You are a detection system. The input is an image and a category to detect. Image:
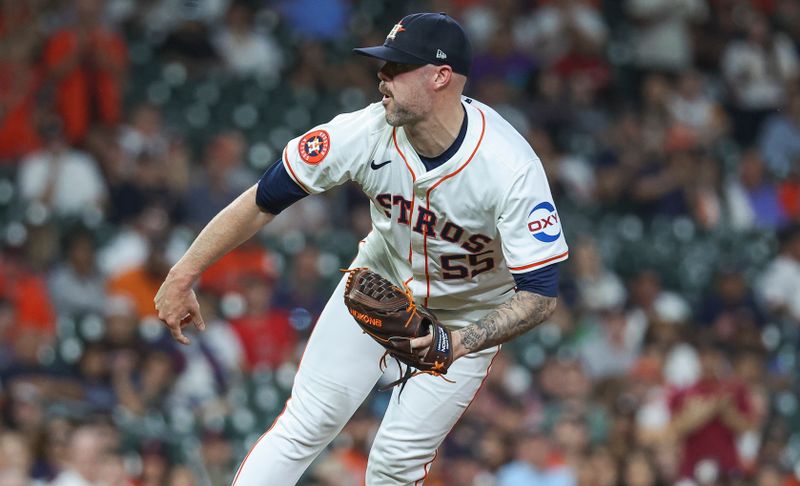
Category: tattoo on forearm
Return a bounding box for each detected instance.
[460,291,557,353]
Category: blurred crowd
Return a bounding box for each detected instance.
[0,0,799,485]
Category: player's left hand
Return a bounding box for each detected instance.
[154,270,206,345]
[410,331,467,361]
[409,334,432,357]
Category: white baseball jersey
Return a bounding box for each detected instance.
[235,97,568,485]
[281,97,569,322]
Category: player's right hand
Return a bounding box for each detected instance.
[154,272,206,345]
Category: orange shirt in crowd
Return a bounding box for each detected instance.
[0,60,42,161]
[42,27,128,144]
[0,258,55,337]
[200,243,278,295]
[107,267,162,319]
[779,180,800,220]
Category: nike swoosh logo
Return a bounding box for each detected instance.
[370,159,392,170]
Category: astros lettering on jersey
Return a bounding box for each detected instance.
[283,97,569,321]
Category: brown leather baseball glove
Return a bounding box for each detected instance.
[342,267,454,390]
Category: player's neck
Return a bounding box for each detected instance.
[404,100,465,158]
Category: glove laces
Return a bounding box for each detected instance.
[378,352,455,397]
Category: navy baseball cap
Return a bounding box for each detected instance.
[353,12,472,76]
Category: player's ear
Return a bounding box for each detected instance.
[431,65,453,91]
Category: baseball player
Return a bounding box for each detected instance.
[154,12,568,485]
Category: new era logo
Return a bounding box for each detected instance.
[436,49,447,60]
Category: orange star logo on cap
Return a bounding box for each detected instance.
[386,23,405,41]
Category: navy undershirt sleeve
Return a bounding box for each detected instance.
[512,263,559,297]
[255,158,308,214]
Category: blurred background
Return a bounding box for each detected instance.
[0,0,799,485]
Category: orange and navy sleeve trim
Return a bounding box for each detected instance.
[507,250,569,272]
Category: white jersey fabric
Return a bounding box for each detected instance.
[282,97,569,323]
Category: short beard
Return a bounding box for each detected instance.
[384,103,423,127]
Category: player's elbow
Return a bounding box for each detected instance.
[517,291,558,326]
[540,295,558,322]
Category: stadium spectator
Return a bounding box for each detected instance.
[759,88,800,178]
[184,131,250,228]
[721,10,800,144]
[777,170,800,223]
[470,26,537,91]
[200,431,237,486]
[551,413,591,476]
[108,0,229,36]
[310,408,373,485]
[29,417,72,481]
[107,238,172,319]
[528,127,596,207]
[0,298,14,368]
[667,70,728,146]
[230,273,297,371]
[199,238,278,296]
[97,204,173,276]
[111,346,182,416]
[579,307,639,379]
[102,295,141,356]
[625,270,690,355]
[136,441,172,486]
[41,0,128,145]
[274,244,329,324]
[756,224,800,322]
[98,452,137,486]
[107,150,187,226]
[696,268,766,344]
[515,0,607,65]
[0,3,43,162]
[496,427,575,486]
[74,343,116,412]
[278,0,350,40]
[286,39,332,92]
[158,20,220,73]
[212,1,284,77]
[585,447,620,485]
[50,425,109,486]
[626,0,709,73]
[191,290,244,373]
[48,227,106,316]
[0,431,36,483]
[0,250,56,348]
[169,296,243,408]
[526,69,575,143]
[17,116,107,218]
[622,450,660,486]
[569,237,626,313]
[753,463,797,486]
[725,148,788,231]
[166,465,197,486]
[668,339,753,482]
[117,103,169,167]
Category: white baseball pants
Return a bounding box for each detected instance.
[231,273,498,486]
